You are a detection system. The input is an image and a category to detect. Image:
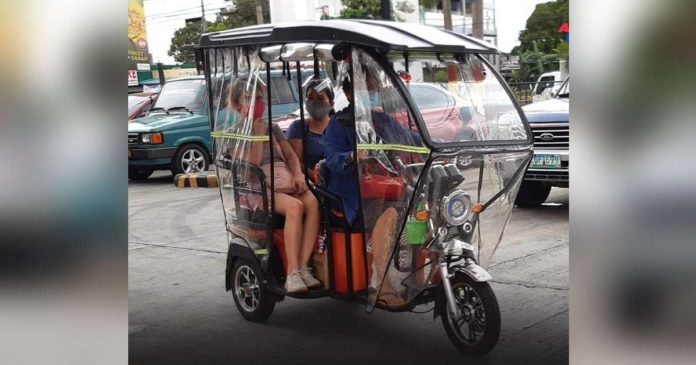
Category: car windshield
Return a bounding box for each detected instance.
[152,79,206,112]
[556,78,570,97]
[128,95,148,114]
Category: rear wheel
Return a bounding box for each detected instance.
[231,259,276,322]
[439,274,501,356]
[515,181,551,207]
[128,166,153,180]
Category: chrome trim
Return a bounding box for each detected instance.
[440,263,460,317]
[440,190,472,226]
[454,259,493,282]
[529,122,568,128]
[280,43,315,61]
[259,45,282,62]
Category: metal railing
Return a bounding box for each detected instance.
[507,80,566,106]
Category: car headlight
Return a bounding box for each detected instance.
[140,132,163,144]
[440,189,471,226]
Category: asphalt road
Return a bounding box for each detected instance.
[129,171,568,365]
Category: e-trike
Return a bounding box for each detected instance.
[191,20,533,355]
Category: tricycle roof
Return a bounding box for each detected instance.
[198,20,497,54]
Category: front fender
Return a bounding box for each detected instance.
[452,260,493,282]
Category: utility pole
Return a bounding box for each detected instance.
[442,0,452,31]
[380,0,391,21]
[471,0,483,40]
[200,0,206,32]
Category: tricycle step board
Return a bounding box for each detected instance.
[283,288,331,299]
[174,173,218,188]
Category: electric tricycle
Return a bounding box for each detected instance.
[193,20,533,355]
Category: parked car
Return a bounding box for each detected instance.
[128,92,158,121]
[128,77,210,180]
[128,71,316,180]
[516,78,569,207]
[532,71,564,102]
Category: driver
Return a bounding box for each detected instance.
[324,67,422,307]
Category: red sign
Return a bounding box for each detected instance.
[128,70,138,86]
[558,22,569,33]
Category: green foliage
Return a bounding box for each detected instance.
[433,69,448,83]
[554,41,569,61]
[168,1,270,64]
[419,0,439,10]
[339,0,381,19]
[168,19,234,64]
[514,0,568,55]
[168,21,208,64]
[225,0,270,27]
[512,0,568,80]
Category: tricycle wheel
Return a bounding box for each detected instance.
[439,274,500,356]
[231,258,276,322]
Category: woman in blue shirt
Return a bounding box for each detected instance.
[286,79,334,172]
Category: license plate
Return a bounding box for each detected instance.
[530,154,561,169]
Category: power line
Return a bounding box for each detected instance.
[145,1,228,19]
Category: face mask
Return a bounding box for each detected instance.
[368,91,381,107]
[305,100,331,120]
[236,100,266,120]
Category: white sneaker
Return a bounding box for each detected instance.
[299,267,321,289]
[285,271,308,294]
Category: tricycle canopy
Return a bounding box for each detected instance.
[198,20,533,311]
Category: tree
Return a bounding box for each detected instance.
[168,17,234,64]
[513,0,569,55]
[168,21,208,64]
[225,0,270,27]
[339,0,381,19]
[168,0,270,64]
[511,0,568,80]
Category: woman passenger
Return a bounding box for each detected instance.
[285,79,334,172]
[228,78,321,294]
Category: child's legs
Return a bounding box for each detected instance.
[274,192,304,274]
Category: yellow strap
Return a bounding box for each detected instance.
[211,131,269,142]
[357,143,430,154]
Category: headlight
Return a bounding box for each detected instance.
[440,189,471,225]
[140,132,163,144]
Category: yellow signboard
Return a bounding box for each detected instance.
[128,0,151,67]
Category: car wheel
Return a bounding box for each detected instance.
[515,181,551,207]
[172,144,209,175]
[128,166,153,180]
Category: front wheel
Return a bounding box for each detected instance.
[171,144,209,175]
[231,259,276,322]
[439,274,501,356]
